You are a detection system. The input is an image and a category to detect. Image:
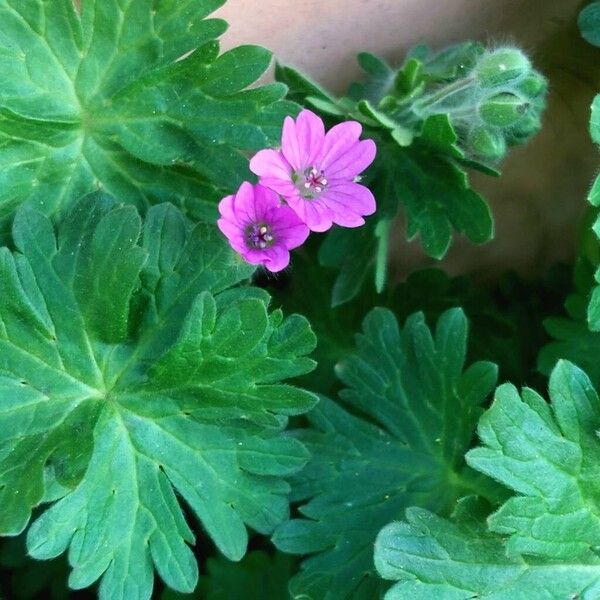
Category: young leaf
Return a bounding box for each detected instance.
[273,308,499,599]
[0,0,294,232]
[374,499,600,599]
[0,192,316,599]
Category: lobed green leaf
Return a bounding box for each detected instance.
[467,361,600,560]
[375,498,600,600]
[0,192,317,599]
[376,361,600,599]
[0,0,295,234]
[273,308,499,599]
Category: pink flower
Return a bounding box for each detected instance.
[249,109,377,232]
[217,182,309,272]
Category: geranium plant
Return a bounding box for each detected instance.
[2,1,600,599]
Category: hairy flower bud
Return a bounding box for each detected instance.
[505,112,542,145]
[466,126,507,161]
[474,48,532,88]
[516,73,548,99]
[479,93,530,127]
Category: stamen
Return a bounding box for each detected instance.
[297,165,328,199]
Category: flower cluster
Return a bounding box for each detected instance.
[217,110,377,272]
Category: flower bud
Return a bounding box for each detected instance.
[474,48,531,88]
[466,126,506,161]
[479,93,530,127]
[505,112,542,145]
[516,73,547,99]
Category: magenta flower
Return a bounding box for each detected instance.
[217,182,309,272]
[249,109,377,232]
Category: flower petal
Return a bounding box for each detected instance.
[252,184,282,222]
[250,148,292,180]
[231,181,258,225]
[287,195,334,232]
[264,245,291,272]
[318,121,362,173]
[331,211,365,228]
[272,215,310,249]
[217,218,247,255]
[323,182,376,218]
[242,248,270,265]
[325,138,376,179]
[281,110,325,171]
[250,149,296,198]
[217,194,236,222]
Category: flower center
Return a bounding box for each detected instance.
[296,166,328,199]
[246,223,274,249]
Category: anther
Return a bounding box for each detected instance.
[299,165,328,198]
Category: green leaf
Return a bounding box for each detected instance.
[0,1,294,230]
[162,551,295,600]
[392,142,494,259]
[374,498,600,600]
[275,63,336,105]
[580,1,600,47]
[589,174,600,206]
[590,94,600,151]
[318,224,376,307]
[420,41,485,81]
[539,317,600,388]
[266,242,376,397]
[587,163,600,331]
[540,252,600,385]
[418,114,464,158]
[587,98,600,330]
[0,193,317,599]
[347,52,394,104]
[376,360,600,598]
[466,360,600,560]
[273,308,500,599]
